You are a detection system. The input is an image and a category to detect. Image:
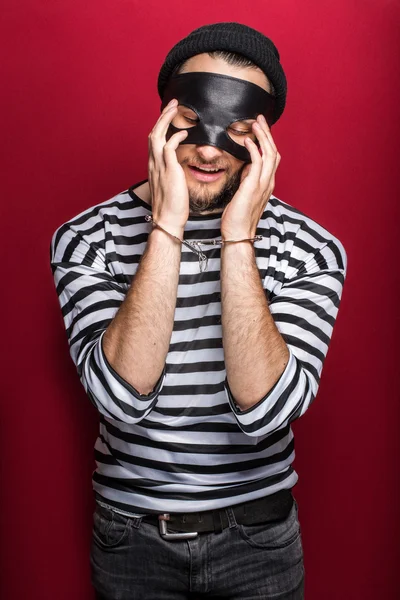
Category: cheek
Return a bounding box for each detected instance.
[228,156,245,174]
[175,144,195,164]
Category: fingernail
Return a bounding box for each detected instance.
[168,98,177,106]
[259,114,266,123]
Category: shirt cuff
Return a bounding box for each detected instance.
[100,331,166,401]
[81,330,166,423]
[224,351,297,434]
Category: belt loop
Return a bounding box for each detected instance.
[131,516,142,529]
[212,510,223,534]
[225,507,237,529]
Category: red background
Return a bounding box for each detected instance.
[1,1,399,598]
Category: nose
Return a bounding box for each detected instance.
[195,144,224,162]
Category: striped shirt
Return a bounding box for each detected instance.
[50,182,347,515]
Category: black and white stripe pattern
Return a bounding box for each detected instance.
[51,184,346,514]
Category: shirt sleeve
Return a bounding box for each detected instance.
[50,223,165,423]
[225,238,347,437]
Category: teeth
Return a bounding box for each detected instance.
[197,167,220,172]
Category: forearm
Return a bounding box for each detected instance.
[221,242,289,410]
[102,228,181,395]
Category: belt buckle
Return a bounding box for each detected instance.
[158,513,198,541]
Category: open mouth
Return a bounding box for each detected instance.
[190,165,224,173]
[188,165,226,182]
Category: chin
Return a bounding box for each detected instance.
[182,160,245,215]
[188,181,239,215]
[187,178,226,196]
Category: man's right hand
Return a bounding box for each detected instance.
[148,98,189,238]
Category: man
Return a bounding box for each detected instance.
[51,22,346,600]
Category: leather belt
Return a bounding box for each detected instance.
[142,489,293,541]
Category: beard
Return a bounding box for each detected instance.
[183,161,246,215]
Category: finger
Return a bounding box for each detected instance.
[165,128,188,150]
[156,105,179,140]
[158,98,178,121]
[149,103,179,156]
[257,115,277,150]
[251,122,274,174]
[253,121,280,187]
[163,98,178,111]
[149,99,178,139]
[150,107,178,148]
[163,130,188,168]
[149,110,177,163]
[253,121,275,167]
[257,115,278,153]
[244,136,263,180]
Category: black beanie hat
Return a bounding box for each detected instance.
[158,22,287,124]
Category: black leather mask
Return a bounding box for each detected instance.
[161,72,276,162]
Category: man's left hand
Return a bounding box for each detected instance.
[221,114,281,240]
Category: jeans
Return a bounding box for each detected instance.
[90,500,305,599]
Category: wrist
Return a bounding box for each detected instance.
[221,229,257,241]
[148,225,183,248]
[146,215,185,240]
[152,210,187,239]
[221,241,256,269]
[221,240,256,252]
